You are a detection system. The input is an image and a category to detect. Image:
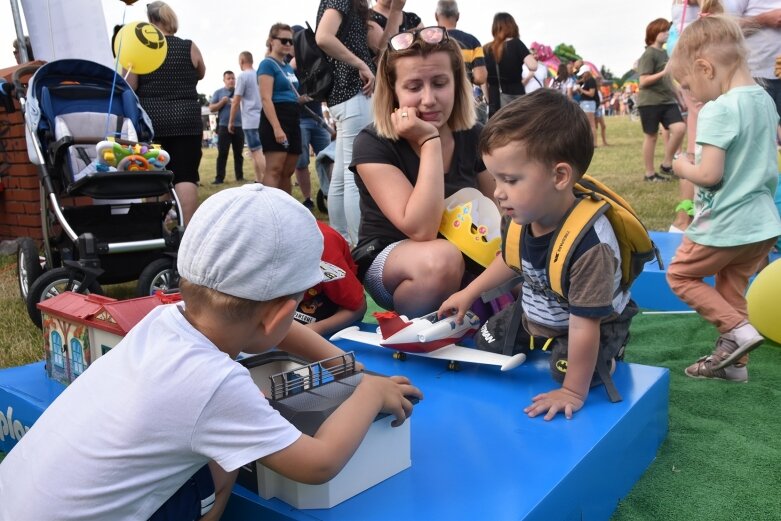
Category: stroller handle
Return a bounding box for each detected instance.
[11,63,41,100]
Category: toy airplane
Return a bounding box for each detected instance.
[330,311,526,371]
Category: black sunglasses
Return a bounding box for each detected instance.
[273,37,294,46]
[388,26,448,51]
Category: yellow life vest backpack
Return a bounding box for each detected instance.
[502,174,663,301]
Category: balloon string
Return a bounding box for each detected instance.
[106,6,128,140]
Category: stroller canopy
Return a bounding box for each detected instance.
[24,59,155,152]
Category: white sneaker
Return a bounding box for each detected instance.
[712,323,764,370]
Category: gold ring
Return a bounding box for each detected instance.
[401,112,408,118]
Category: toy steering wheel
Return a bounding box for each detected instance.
[117,154,150,171]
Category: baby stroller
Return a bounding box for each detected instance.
[14,59,183,328]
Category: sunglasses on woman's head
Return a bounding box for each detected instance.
[274,37,293,46]
[388,26,448,51]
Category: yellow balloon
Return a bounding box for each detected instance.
[113,22,167,75]
[747,258,781,344]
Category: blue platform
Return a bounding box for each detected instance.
[225,336,669,521]
[632,231,779,312]
[0,341,669,521]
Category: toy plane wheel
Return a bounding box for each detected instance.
[447,360,460,371]
[393,351,407,361]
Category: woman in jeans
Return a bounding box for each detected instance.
[315,0,402,245]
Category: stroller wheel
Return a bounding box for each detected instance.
[17,238,43,301]
[26,267,103,329]
[316,188,328,214]
[136,257,179,297]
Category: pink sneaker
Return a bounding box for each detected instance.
[712,323,764,370]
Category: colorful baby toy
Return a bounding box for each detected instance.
[95,139,170,172]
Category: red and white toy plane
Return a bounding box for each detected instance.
[330,311,526,371]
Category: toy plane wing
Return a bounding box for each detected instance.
[330,326,526,371]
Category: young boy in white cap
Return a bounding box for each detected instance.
[0,184,422,521]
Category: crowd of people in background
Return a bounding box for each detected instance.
[118,0,781,334]
[193,1,628,225]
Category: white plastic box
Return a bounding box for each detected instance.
[239,352,412,509]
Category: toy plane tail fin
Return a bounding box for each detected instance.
[374,311,411,339]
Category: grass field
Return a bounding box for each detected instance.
[3,115,779,519]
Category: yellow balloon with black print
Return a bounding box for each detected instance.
[113,22,167,75]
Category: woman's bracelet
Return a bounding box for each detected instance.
[419,134,440,147]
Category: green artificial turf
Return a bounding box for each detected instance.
[364,300,781,519]
[615,311,781,520]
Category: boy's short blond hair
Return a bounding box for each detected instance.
[668,15,747,80]
[479,89,594,178]
[373,38,475,140]
[179,279,264,322]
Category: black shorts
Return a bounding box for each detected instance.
[260,102,302,153]
[638,104,683,135]
[155,134,202,184]
[148,464,215,521]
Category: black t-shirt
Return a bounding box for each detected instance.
[350,124,486,250]
[579,77,598,102]
[317,0,376,107]
[484,38,531,114]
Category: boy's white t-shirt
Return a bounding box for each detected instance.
[0,304,301,521]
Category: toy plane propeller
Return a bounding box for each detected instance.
[330,311,526,371]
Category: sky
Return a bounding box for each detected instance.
[2,0,674,95]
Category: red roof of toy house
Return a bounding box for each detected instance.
[37,292,181,336]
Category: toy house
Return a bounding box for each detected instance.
[37,291,181,385]
[237,351,412,509]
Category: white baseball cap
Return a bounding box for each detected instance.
[177,184,325,301]
[577,65,592,77]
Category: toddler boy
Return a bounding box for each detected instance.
[439,89,637,421]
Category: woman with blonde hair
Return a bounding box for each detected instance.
[258,23,304,193]
[350,27,495,317]
[126,1,205,225]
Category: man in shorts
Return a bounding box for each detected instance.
[229,51,265,182]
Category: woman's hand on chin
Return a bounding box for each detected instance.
[391,107,439,146]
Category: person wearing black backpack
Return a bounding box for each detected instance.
[314,0,404,246]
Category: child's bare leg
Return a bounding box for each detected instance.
[642,133,658,177]
[671,179,695,231]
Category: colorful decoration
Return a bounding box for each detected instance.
[530,42,554,62]
[439,188,502,268]
[113,22,167,75]
[96,139,170,172]
[746,259,781,344]
[553,43,581,63]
